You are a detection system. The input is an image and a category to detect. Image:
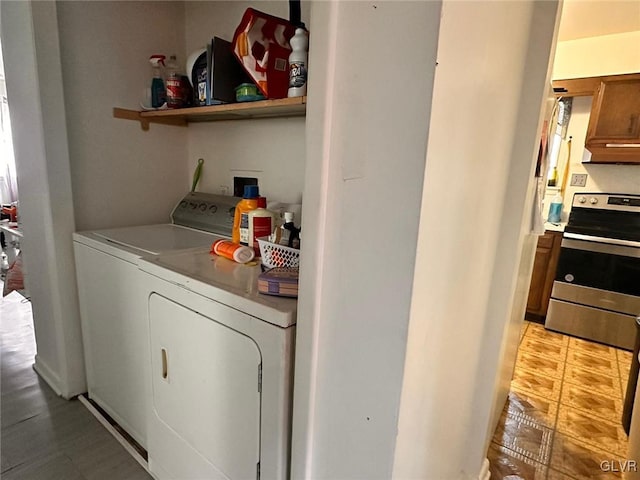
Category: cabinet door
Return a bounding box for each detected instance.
[526,232,562,318]
[587,78,640,145]
[149,293,261,480]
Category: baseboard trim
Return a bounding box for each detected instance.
[78,395,150,474]
[33,355,63,396]
[478,458,490,480]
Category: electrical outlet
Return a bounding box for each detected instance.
[570,173,587,187]
[219,185,230,196]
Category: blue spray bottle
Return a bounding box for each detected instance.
[149,55,166,108]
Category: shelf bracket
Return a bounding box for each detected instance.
[113,107,186,131]
[113,108,150,131]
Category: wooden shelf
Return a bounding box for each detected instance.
[113,96,306,130]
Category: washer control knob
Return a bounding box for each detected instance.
[199,203,207,212]
[590,197,598,205]
[578,196,587,204]
[189,202,197,210]
[208,205,218,214]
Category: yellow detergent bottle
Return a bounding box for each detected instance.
[232,185,260,245]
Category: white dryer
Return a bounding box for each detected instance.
[138,249,296,480]
[73,192,238,449]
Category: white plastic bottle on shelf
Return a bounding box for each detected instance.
[165,55,183,109]
[287,28,309,98]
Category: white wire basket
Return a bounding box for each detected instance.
[257,237,300,268]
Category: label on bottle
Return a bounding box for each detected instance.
[166,75,183,108]
[212,240,254,264]
[151,78,166,108]
[195,68,207,106]
[278,228,290,247]
[289,61,307,88]
[240,213,250,245]
[252,216,273,254]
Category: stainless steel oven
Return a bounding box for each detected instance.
[546,193,640,350]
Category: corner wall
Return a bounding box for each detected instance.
[57,1,189,231]
[291,2,441,477]
[1,0,84,397]
[393,1,560,477]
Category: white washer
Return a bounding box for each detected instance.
[138,249,296,480]
[73,192,238,449]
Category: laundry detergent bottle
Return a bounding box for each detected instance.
[232,185,260,245]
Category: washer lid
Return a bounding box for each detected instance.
[93,224,223,256]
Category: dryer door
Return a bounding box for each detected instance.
[149,293,262,480]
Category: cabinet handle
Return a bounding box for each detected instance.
[161,348,168,380]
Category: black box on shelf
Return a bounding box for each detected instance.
[192,37,252,106]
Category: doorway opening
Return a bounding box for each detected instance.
[0,37,22,297]
[488,1,640,478]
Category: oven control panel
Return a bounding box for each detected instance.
[567,192,640,243]
[572,193,640,211]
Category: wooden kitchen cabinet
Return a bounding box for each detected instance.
[526,230,563,321]
[585,74,640,163]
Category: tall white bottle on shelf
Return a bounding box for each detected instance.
[288,28,309,98]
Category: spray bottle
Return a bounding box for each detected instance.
[149,54,166,108]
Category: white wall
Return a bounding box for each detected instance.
[552,30,640,80]
[393,1,560,478]
[1,0,85,397]
[57,1,189,231]
[184,1,310,204]
[291,2,441,478]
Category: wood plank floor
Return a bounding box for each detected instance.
[1,291,152,480]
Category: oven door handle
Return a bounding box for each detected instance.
[563,233,640,249]
[561,236,640,258]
